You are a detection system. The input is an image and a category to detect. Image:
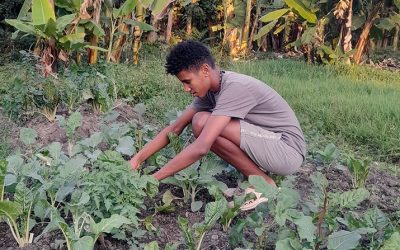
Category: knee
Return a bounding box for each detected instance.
[191,112,210,138]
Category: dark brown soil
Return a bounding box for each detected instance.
[0,100,398,249]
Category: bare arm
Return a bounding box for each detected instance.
[153,115,231,180]
[129,106,197,169]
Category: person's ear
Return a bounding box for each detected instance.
[201,63,210,77]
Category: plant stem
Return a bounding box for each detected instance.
[196,232,206,250]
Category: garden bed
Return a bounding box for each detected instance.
[0,101,398,249]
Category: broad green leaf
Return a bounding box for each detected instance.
[17,0,33,20]
[5,19,37,36]
[375,18,395,31]
[260,9,290,23]
[67,111,82,138]
[48,142,62,160]
[6,155,24,174]
[144,241,159,250]
[151,0,171,17]
[56,14,75,32]
[73,236,94,250]
[331,188,370,209]
[140,0,154,8]
[249,175,279,198]
[162,190,177,205]
[4,174,17,186]
[0,201,23,221]
[177,216,195,249]
[85,20,105,36]
[60,155,87,177]
[380,232,400,250]
[202,199,227,229]
[32,0,56,25]
[79,132,103,148]
[116,136,136,156]
[191,201,203,212]
[394,0,400,9]
[59,32,86,44]
[327,230,361,250]
[284,0,317,23]
[254,20,278,40]
[115,0,138,18]
[123,19,156,31]
[276,238,296,250]
[301,26,317,44]
[293,215,316,242]
[20,127,37,145]
[352,15,365,31]
[90,214,131,236]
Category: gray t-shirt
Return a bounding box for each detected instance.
[191,71,306,158]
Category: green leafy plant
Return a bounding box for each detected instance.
[57,111,82,155]
[316,143,339,167]
[346,156,370,188]
[163,158,227,212]
[79,150,158,226]
[49,207,131,250]
[178,198,227,250]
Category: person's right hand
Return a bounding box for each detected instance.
[129,157,141,170]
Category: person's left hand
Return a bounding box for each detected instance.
[129,157,141,170]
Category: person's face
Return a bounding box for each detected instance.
[176,64,211,98]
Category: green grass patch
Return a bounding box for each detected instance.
[228,59,400,162]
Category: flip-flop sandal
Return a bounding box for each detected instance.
[240,197,268,211]
[240,188,268,211]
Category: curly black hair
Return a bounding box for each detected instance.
[165,40,216,75]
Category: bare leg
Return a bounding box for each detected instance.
[192,112,276,187]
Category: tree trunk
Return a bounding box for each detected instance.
[88,35,99,64]
[342,0,353,52]
[222,0,234,51]
[353,2,382,64]
[249,3,261,52]
[133,5,144,65]
[240,0,252,55]
[110,18,129,63]
[165,7,174,43]
[393,25,399,51]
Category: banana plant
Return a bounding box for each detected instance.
[254,0,318,42]
[5,0,102,75]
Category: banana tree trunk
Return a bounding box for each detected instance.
[222,0,233,49]
[165,7,174,43]
[88,35,99,64]
[240,0,252,55]
[342,0,353,52]
[393,25,399,51]
[133,4,144,65]
[353,2,382,64]
[111,16,129,63]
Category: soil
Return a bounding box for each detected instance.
[0,100,399,249]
